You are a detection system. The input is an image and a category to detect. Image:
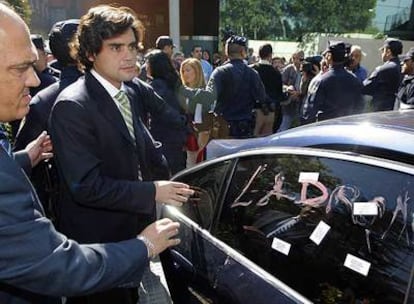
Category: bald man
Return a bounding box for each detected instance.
[0,2,181,303]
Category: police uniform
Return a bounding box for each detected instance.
[394,48,414,110]
[395,75,414,110]
[301,42,363,124]
[207,36,266,139]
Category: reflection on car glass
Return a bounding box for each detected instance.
[186,185,214,228]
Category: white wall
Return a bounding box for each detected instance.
[249,37,414,74]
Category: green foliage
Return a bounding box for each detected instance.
[220,0,376,41]
[6,0,31,24]
[284,0,376,40]
[221,0,285,40]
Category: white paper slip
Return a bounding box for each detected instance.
[271,237,291,256]
[298,172,319,182]
[310,221,331,245]
[344,253,371,276]
[353,202,378,216]
[194,103,203,123]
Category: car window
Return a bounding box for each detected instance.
[215,154,414,303]
[175,160,232,229]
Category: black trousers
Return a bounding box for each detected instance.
[228,119,254,139]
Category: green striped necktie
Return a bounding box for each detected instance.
[114,91,143,180]
[115,90,136,142]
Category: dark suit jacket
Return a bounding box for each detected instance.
[49,72,159,243]
[130,77,186,130]
[362,57,402,111]
[14,66,83,218]
[15,66,83,150]
[0,148,148,304]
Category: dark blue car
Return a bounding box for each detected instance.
[162,146,414,303]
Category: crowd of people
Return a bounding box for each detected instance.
[0,1,413,303]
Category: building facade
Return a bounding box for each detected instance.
[29,0,219,54]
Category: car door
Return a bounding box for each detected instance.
[161,158,308,304]
[162,147,414,304]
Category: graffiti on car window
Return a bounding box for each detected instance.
[298,178,329,207]
[232,166,329,209]
[326,185,386,226]
[256,172,296,206]
[326,185,386,253]
[382,191,410,245]
[231,165,412,246]
[232,164,268,207]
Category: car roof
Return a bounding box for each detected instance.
[206,110,414,163]
[309,109,414,132]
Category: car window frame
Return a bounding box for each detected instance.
[172,147,414,303]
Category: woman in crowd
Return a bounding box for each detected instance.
[202,49,212,64]
[180,58,214,167]
[146,50,187,174]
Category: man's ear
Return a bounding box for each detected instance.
[87,52,95,62]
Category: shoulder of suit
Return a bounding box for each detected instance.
[55,77,87,103]
[30,82,60,105]
[129,77,155,94]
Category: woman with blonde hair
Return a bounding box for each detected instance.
[180,58,214,167]
[181,58,206,88]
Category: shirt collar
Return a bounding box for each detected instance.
[258,59,272,65]
[90,69,126,98]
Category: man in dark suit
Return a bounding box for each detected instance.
[49,5,193,304]
[363,38,403,111]
[0,2,181,304]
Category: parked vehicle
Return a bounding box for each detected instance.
[206,110,414,165]
[161,147,414,304]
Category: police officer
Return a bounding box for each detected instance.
[30,34,58,97]
[207,35,266,138]
[363,38,403,111]
[394,47,414,110]
[301,41,363,124]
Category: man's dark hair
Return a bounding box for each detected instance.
[382,38,403,57]
[226,35,247,57]
[259,44,272,59]
[49,19,79,66]
[72,4,144,71]
[191,45,202,53]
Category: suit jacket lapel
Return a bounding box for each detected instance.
[85,72,136,146]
